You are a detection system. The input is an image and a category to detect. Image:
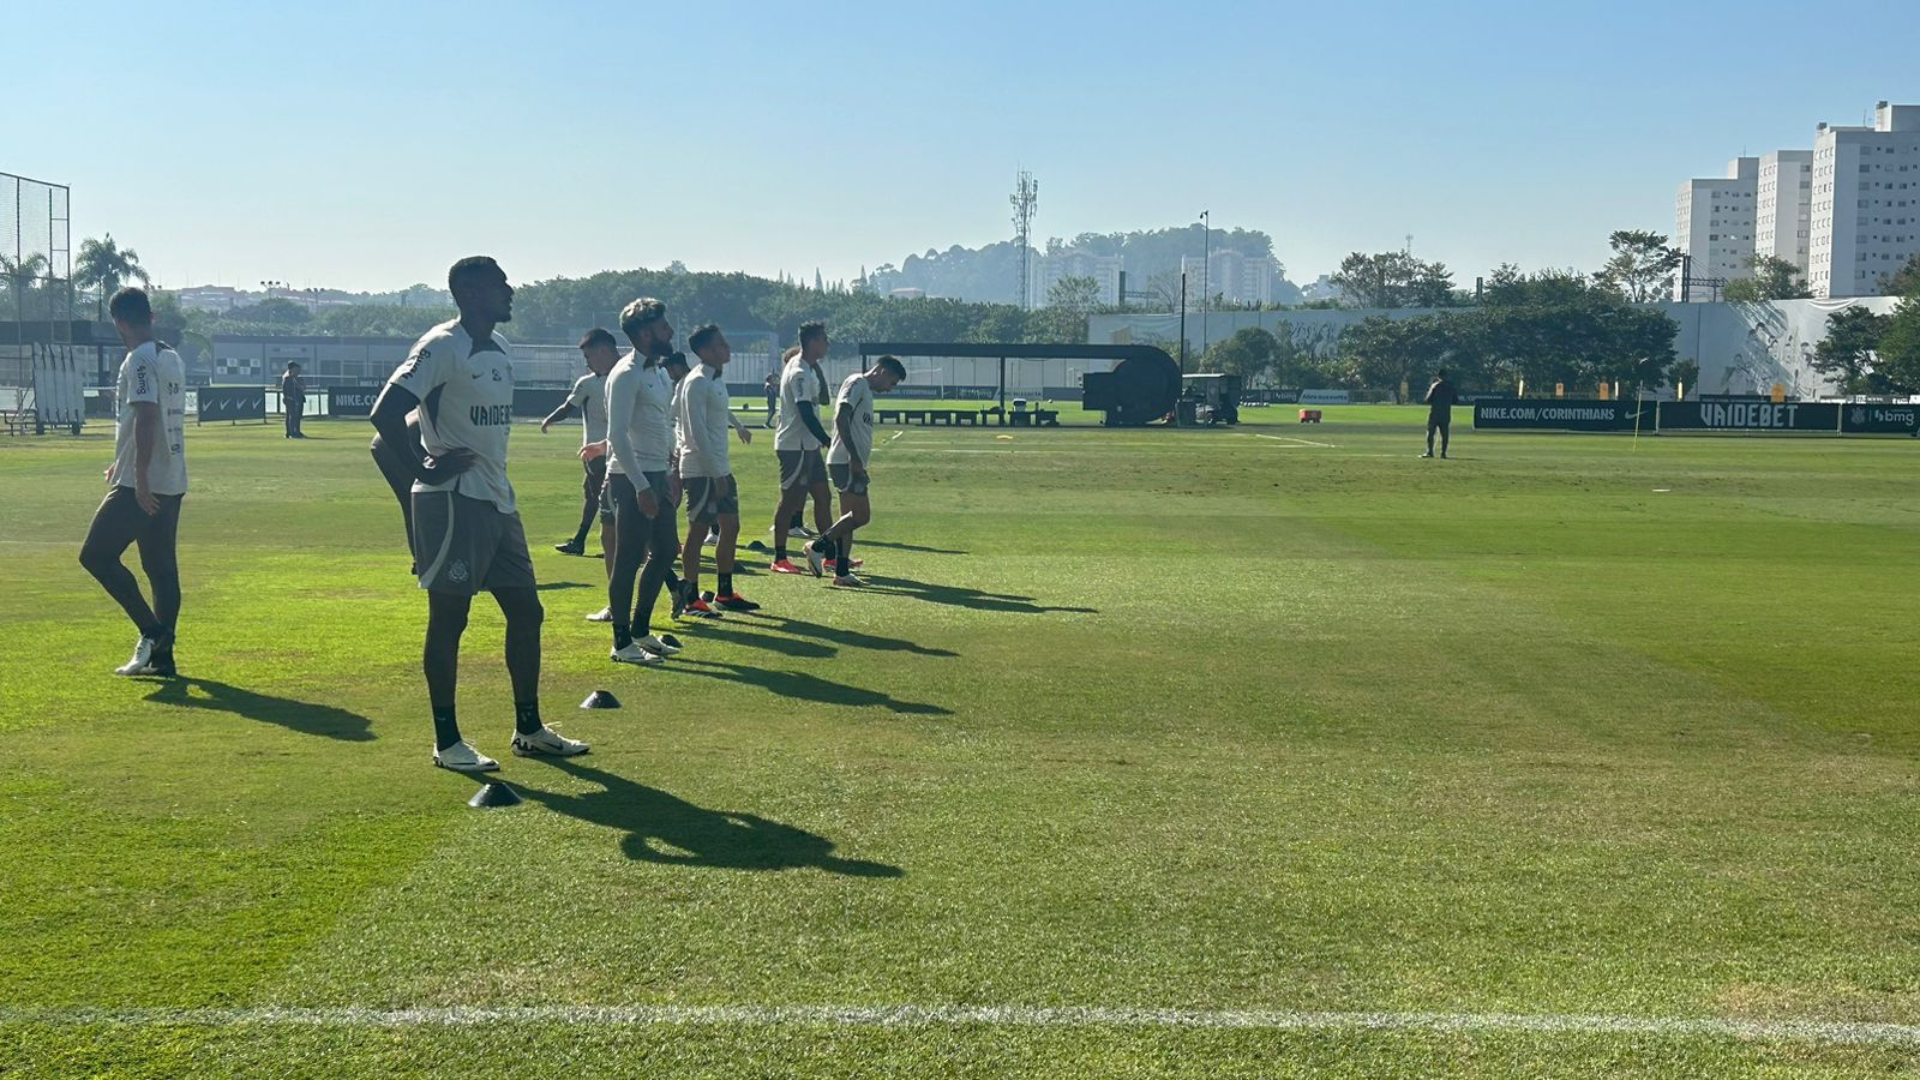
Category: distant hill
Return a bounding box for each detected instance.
[868,241,1028,303]
[866,226,1299,304]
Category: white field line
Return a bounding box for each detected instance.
[1252,433,1336,449]
[0,1005,1916,1046]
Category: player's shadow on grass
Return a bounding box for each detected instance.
[535,581,592,592]
[663,659,951,715]
[512,760,904,877]
[746,539,966,557]
[140,678,376,742]
[858,575,1097,616]
[849,540,968,556]
[692,623,837,659]
[748,614,958,658]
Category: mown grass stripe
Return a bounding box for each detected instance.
[2,1005,1916,1046]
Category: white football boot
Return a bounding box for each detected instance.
[112,635,156,676]
[433,740,500,773]
[610,642,664,665]
[635,634,681,656]
[511,726,590,758]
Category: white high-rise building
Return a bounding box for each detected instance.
[1180,250,1280,306]
[1755,150,1814,273]
[1808,102,1920,299]
[1675,156,1759,301]
[1031,250,1124,308]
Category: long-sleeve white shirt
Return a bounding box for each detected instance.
[675,363,732,478]
[605,353,673,477]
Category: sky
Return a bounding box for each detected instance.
[7,0,1919,295]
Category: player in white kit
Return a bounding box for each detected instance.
[596,299,684,663]
[806,356,905,586]
[80,287,189,677]
[543,328,617,558]
[677,325,760,613]
[369,257,587,772]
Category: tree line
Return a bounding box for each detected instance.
[1196,268,1680,399]
[16,228,1920,397]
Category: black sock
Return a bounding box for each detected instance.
[810,535,831,554]
[838,536,853,573]
[514,701,542,736]
[717,572,733,596]
[613,624,631,650]
[432,705,461,751]
[775,541,787,562]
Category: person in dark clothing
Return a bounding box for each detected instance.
[370,411,427,572]
[1422,368,1458,459]
[282,362,307,438]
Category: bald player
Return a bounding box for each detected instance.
[369,256,587,772]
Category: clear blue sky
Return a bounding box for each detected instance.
[6,0,1917,294]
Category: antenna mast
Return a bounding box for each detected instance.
[1011,170,1039,309]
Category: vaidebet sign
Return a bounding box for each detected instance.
[1658,401,1840,432]
[1473,400,1651,432]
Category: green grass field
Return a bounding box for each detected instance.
[3,405,1919,1077]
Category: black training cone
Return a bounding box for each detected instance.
[581,689,621,710]
[747,539,768,552]
[468,782,523,809]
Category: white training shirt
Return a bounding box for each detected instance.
[605,353,673,477]
[567,371,608,447]
[775,359,826,452]
[827,372,876,467]
[387,319,518,513]
[112,341,188,495]
[670,373,688,463]
[677,363,732,478]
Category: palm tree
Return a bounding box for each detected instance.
[0,252,51,320]
[74,234,150,317]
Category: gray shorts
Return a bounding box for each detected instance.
[412,490,536,594]
[607,470,671,519]
[828,463,870,497]
[777,448,828,491]
[684,474,740,525]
